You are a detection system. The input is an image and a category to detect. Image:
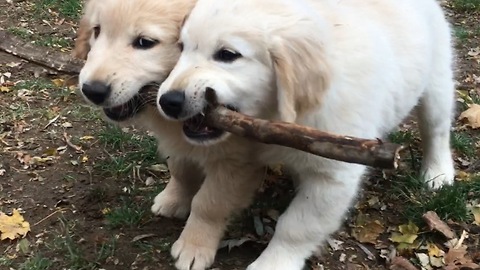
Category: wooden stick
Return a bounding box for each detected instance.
[0,30,84,74]
[205,89,403,169]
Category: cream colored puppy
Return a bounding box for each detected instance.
[74,0,208,220]
[157,0,456,269]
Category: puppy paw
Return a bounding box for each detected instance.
[171,237,216,270]
[422,165,455,190]
[246,243,305,270]
[151,189,191,219]
[247,256,303,270]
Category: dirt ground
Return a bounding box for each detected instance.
[1,1,480,270]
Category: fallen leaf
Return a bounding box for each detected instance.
[131,234,156,242]
[390,222,419,244]
[16,238,30,254]
[148,164,169,173]
[51,78,65,87]
[0,86,11,93]
[145,177,155,186]
[80,135,95,141]
[458,104,480,129]
[423,211,456,239]
[471,205,480,225]
[218,237,252,252]
[0,209,31,240]
[416,253,432,270]
[327,238,344,251]
[61,122,73,128]
[351,213,385,244]
[444,247,480,270]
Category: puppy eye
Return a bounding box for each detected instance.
[213,48,242,63]
[178,42,184,52]
[93,26,100,39]
[133,37,159,49]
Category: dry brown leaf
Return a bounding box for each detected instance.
[458,104,480,129]
[422,211,456,239]
[0,209,31,240]
[351,213,385,244]
[444,247,480,270]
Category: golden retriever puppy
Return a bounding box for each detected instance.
[74,0,207,220]
[157,0,456,269]
[74,2,266,269]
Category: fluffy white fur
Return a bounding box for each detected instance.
[156,0,456,269]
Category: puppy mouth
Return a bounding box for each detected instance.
[103,83,158,121]
[182,105,237,141]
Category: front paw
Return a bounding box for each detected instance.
[151,189,191,219]
[171,236,217,270]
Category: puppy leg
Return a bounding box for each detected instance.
[171,162,264,270]
[417,73,455,189]
[151,157,204,219]
[248,164,364,270]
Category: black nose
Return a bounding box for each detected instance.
[159,90,185,118]
[81,81,111,105]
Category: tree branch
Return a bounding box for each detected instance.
[0,30,83,74]
[205,89,403,169]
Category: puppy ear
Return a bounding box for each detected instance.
[270,32,332,123]
[72,17,91,60]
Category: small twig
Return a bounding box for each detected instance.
[453,230,468,249]
[43,114,60,130]
[63,132,83,153]
[32,208,69,227]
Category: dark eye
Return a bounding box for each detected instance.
[93,26,100,39]
[133,37,158,49]
[213,48,242,63]
[177,42,184,52]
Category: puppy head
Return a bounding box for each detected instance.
[157,0,332,145]
[75,0,195,122]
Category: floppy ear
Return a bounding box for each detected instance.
[72,17,91,60]
[270,31,332,123]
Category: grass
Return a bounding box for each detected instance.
[451,131,477,157]
[391,173,480,224]
[388,130,415,145]
[105,198,147,229]
[45,218,116,270]
[33,0,83,20]
[95,124,160,176]
[7,27,72,48]
[19,255,53,270]
[453,26,471,41]
[452,0,480,12]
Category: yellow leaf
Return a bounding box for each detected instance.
[472,206,480,226]
[0,86,11,93]
[390,221,419,244]
[51,78,65,87]
[456,171,471,181]
[81,156,89,163]
[390,232,418,244]
[80,136,95,141]
[399,221,419,235]
[0,209,31,240]
[458,104,480,129]
[427,242,443,257]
